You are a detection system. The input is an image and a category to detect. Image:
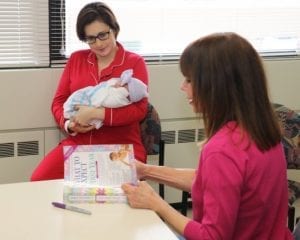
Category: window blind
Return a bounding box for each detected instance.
[50,0,300,66]
[0,0,49,68]
[50,0,66,67]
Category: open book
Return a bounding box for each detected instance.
[63,144,137,203]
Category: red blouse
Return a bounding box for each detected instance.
[52,42,148,162]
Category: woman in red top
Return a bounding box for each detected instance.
[31,2,148,181]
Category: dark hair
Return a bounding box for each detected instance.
[180,32,281,151]
[76,2,120,41]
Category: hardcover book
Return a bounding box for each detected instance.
[63,144,137,203]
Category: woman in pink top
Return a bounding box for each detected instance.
[122,32,293,239]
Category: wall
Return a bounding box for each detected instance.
[0,58,299,202]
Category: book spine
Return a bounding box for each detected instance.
[63,186,127,204]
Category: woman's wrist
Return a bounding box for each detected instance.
[92,107,105,120]
[138,162,151,180]
[143,163,151,179]
[151,192,168,213]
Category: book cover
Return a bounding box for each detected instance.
[63,144,137,203]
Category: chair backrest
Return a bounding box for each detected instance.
[273,103,300,169]
[140,103,163,155]
[273,103,300,230]
[140,102,165,198]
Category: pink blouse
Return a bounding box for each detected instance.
[184,122,293,240]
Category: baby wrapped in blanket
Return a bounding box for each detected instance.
[63,69,148,129]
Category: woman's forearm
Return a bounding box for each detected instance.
[144,164,195,192]
[154,198,190,236]
[92,107,105,120]
[73,106,105,125]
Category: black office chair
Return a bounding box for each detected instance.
[140,103,165,198]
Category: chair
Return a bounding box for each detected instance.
[181,191,191,216]
[140,103,165,198]
[273,103,300,231]
[288,205,296,231]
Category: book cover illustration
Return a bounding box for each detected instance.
[63,144,137,203]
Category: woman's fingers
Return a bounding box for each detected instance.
[121,183,136,194]
[122,181,158,209]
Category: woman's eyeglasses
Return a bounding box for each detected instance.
[84,29,111,44]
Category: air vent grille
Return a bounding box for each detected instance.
[178,129,196,143]
[197,128,206,141]
[17,141,39,156]
[0,142,14,158]
[161,131,176,144]
[161,128,205,144]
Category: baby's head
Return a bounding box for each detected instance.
[109,152,118,161]
[120,69,149,102]
[113,81,129,91]
[112,80,123,88]
[126,78,148,102]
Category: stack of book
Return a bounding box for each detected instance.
[63,144,137,203]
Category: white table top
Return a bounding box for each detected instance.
[0,180,178,240]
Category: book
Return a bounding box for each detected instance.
[63,144,137,203]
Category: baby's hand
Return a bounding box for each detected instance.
[68,120,94,133]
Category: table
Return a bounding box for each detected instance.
[0,180,178,240]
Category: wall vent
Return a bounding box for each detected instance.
[178,129,196,143]
[197,128,206,141]
[162,128,205,144]
[0,130,44,183]
[0,142,14,158]
[161,130,176,144]
[17,141,39,156]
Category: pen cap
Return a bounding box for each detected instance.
[52,202,65,209]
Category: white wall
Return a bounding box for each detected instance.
[0,58,299,201]
[1,58,299,131]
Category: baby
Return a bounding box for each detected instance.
[109,144,133,167]
[63,69,148,129]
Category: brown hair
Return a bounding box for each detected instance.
[180,32,281,151]
[76,2,120,41]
